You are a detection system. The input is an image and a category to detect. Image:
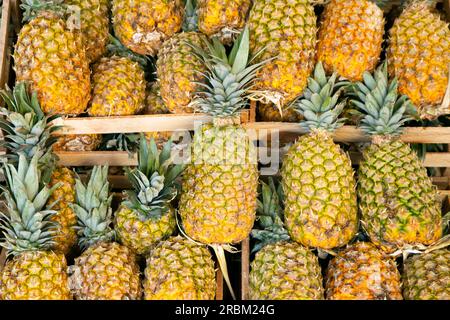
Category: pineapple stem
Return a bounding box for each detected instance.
[211,244,236,300]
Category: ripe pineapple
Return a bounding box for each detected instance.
[248,0,317,107]
[69,166,141,300]
[179,28,260,298]
[114,137,184,255]
[326,242,402,300]
[88,37,146,116]
[14,0,90,115]
[351,63,442,254]
[317,0,384,81]
[388,0,450,118]
[281,62,358,250]
[144,236,216,300]
[157,0,207,113]
[145,82,170,115]
[197,0,252,44]
[402,249,450,300]
[0,153,71,300]
[53,134,102,152]
[112,0,184,56]
[66,0,110,63]
[257,103,302,122]
[249,178,324,300]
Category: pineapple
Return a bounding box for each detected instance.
[388,0,450,118]
[14,0,90,115]
[317,0,384,81]
[145,82,170,115]
[179,27,261,299]
[66,0,110,63]
[351,63,442,254]
[0,83,78,255]
[114,137,184,255]
[88,37,146,116]
[112,0,184,56]
[249,178,324,300]
[157,0,207,114]
[281,62,358,250]
[68,166,141,300]
[257,103,302,123]
[0,153,71,300]
[402,249,450,300]
[53,134,102,152]
[248,0,317,107]
[325,242,402,300]
[144,236,216,300]
[197,0,252,44]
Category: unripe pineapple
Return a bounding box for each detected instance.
[317,0,384,81]
[144,236,216,300]
[257,103,302,122]
[248,0,317,107]
[281,63,358,250]
[326,242,402,300]
[351,63,442,254]
[0,153,71,300]
[66,0,110,63]
[197,0,252,44]
[402,249,450,300]
[112,0,184,56]
[69,166,142,300]
[249,179,324,300]
[114,137,184,255]
[388,0,450,118]
[53,134,102,152]
[14,1,90,115]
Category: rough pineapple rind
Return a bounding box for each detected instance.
[157,32,207,114]
[112,0,184,56]
[248,0,317,106]
[257,103,302,122]
[114,205,176,255]
[145,82,170,115]
[0,251,71,300]
[249,242,324,300]
[69,242,141,300]
[179,124,258,244]
[358,139,442,253]
[317,0,384,81]
[326,242,402,300]
[388,1,450,116]
[281,131,358,250]
[144,236,216,300]
[53,134,101,152]
[14,12,91,115]
[403,249,450,300]
[88,56,146,116]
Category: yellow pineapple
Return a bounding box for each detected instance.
[53,134,102,152]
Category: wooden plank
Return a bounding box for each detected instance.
[241,238,250,300]
[215,268,223,300]
[0,0,11,90]
[57,151,137,167]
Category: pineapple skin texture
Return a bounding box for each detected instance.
[403,249,450,300]
[114,205,176,255]
[248,0,317,106]
[14,12,91,115]
[88,56,146,116]
[145,82,170,115]
[197,0,252,44]
[157,32,207,114]
[249,242,324,300]
[179,124,258,244]
[326,242,402,300]
[257,103,302,122]
[144,236,216,300]
[317,0,384,81]
[358,140,442,253]
[69,242,141,300]
[112,0,184,56]
[66,0,110,63]
[48,167,78,255]
[281,131,358,250]
[388,1,450,115]
[53,134,101,152]
[0,251,71,300]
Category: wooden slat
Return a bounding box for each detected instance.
[215,268,224,300]
[0,0,11,89]
[57,151,137,167]
[241,238,250,300]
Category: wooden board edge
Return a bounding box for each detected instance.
[241,238,250,300]
[0,0,11,90]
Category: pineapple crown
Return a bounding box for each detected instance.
[349,62,416,138]
[294,62,347,133]
[123,135,184,220]
[100,132,140,154]
[0,152,60,256]
[251,178,290,253]
[107,35,150,69]
[188,26,266,118]
[21,0,67,22]
[70,165,115,250]
[182,0,198,32]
